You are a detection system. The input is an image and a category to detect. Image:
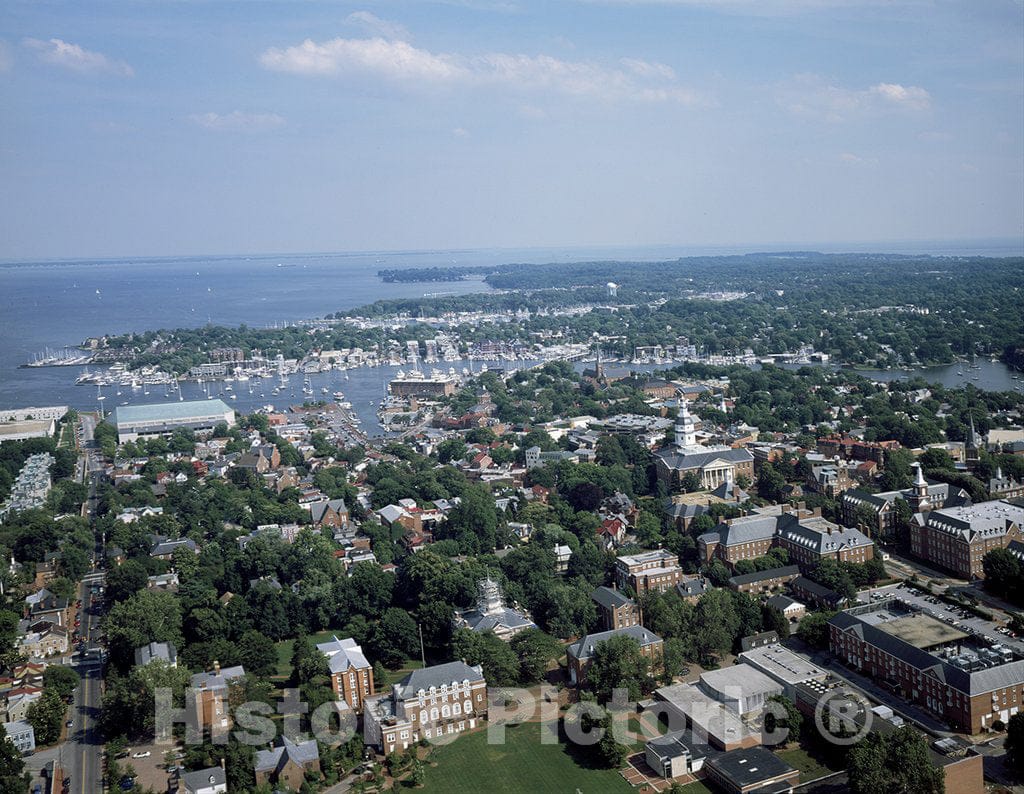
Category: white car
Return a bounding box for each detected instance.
[132,751,151,759]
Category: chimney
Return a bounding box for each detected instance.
[213,659,221,676]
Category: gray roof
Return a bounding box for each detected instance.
[766,594,801,611]
[254,737,319,773]
[592,586,635,611]
[134,641,177,667]
[706,746,795,788]
[181,766,225,793]
[567,625,663,662]
[190,665,245,692]
[728,565,799,587]
[790,575,843,604]
[657,446,753,472]
[456,607,536,634]
[317,636,371,674]
[114,399,232,425]
[310,498,348,523]
[677,577,711,599]
[395,661,485,700]
[829,610,1024,696]
[645,729,704,763]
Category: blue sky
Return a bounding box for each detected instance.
[1,0,1021,258]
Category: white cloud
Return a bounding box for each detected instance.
[776,74,930,121]
[869,82,930,110]
[24,38,133,76]
[345,11,411,42]
[260,36,698,104]
[261,38,465,81]
[452,126,470,137]
[189,111,286,132]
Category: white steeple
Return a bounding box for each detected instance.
[675,399,698,449]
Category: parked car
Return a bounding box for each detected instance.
[132,751,151,759]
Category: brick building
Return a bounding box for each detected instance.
[910,500,1024,579]
[363,661,487,754]
[591,586,641,631]
[698,505,873,571]
[829,602,1024,733]
[567,626,663,686]
[317,636,374,713]
[615,549,684,594]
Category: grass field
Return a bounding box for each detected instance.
[777,745,836,781]
[420,724,633,793]
[274,629,349,677]
[673,782,714,794]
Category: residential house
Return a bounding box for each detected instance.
[253,737,320,790]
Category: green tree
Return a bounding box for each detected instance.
[763,695,802,745]
[796,611,835,650]
[26,690,65,745]
[1006,711,1024,778]
[586,634,652,702]
[510,629,563,684]
[105,559,149,603]
[848,726,944,794]
[236,630,278,677]
[369,608,419,668]
[43,665,80,700]
[983,548,1022,603]
[0,733,30,792]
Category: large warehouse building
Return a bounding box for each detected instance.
[113,399,235,442]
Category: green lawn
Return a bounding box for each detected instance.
[274,629,353,678]
[777,746,835,781]
[672,783,714,794]
[420,723,633,794]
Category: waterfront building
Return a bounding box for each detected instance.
[113,399,234,442]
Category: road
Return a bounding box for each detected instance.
[858,582,1024,656]
[63,412,107,794]
[65,573,106,794]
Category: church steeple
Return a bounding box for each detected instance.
[965,413,981,470]
[675,399,698,449]
[909,461,931,512]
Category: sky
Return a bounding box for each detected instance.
[0,0,1022,259]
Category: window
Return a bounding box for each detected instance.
[464,699,473,712]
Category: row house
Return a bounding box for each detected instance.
[817,435,901,464]
[727,565,800,595]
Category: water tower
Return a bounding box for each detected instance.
[607,282,618,297]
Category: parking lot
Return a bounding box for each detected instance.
[859,583,1024,655]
